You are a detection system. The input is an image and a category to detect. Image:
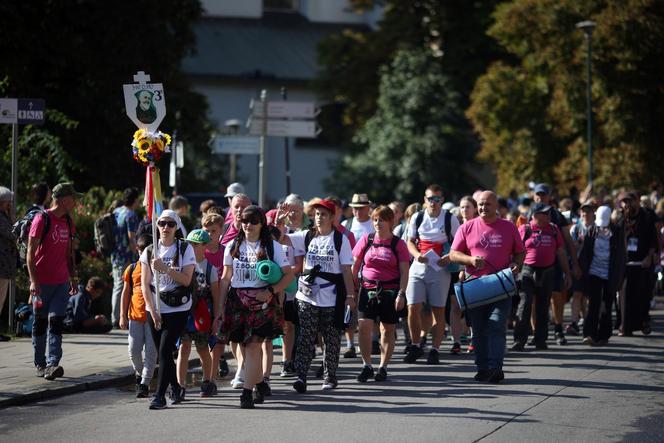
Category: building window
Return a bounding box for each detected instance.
[264,0,298,11]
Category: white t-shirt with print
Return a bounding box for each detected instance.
[140,240,197,314]
[193,258,219,291]
[408,209,460,244]
[289,230,352,307]
[282,243,297,301]
[347,218,375,243]
[223,239,289,288]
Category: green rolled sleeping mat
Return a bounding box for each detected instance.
[256,260,297,293]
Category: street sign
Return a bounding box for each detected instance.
[123,71,166,132]
[248,119,319,138]
[0,98,18,124]
[17,99,45,125]
[251,100,317,119]
[212,136,261,155]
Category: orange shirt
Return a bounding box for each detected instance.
[122,262,147,322]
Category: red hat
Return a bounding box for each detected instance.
[193,298,211,333]
[312,199,336,214]
[265,209,279,226]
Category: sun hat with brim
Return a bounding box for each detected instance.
[531,202,551,214]
[52,183,84,199]
[224,182,245,198]
[348,193,371,208]
[312,199,336,214]
[0,186,13,202]
[595,206,612,228]
[186,229,211,244]
[580,201,595,211]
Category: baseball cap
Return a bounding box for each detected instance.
[531,202,551,214]
[595,205,612,228]
[312,199,336,214]
[224,182,245,198]
[186,229,211,244]
[533,183,550,195]
[52,183,84,199]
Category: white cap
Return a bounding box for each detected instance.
[595,205,611,228]
[224,182,245,198]
[442,202,455,211]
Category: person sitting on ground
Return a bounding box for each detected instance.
[65,277,112,334]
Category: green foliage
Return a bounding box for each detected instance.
[468,0,664,195]
[326,49,476,203]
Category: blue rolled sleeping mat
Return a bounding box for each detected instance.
[454,268,517,311]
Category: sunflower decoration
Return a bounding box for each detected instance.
[131,129,172,166]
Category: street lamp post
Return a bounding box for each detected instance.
[576,19,596,188]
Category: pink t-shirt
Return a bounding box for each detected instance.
[451,217,524,277]
[205,246,225,282]
[353,234,409,289]
[29,210,76,284]
[220,223,239,247]
[519,222,563,267]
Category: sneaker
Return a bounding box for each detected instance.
[253,386,265,404]
[487,368,505,384]
[357,365,375,383]
[565,322,580,336]
[259,378,272,397]
[230,376,244,389]
[280,361,296,377]
[218,358,230,378]
[426,349,440,365]
[44,365,64,381]
[402,341,412,354]
[403,345,423,363]
[527,338,536,346]
[200,380,213,398]
[136,384,149,398]
[374,366,388,382]
[240,389,255,409]
[210,381,218,395]
[511,341,526,352]
[642,324,652,335]
[170,384,185,404]
[466,344,475,354]
[321,377,338,390]
[371,341,381,355]
[450,342,461,355]
[343,347,357,358]
[534,342,548,350]
[582,336,595,345]
[315,362,325,378]
[36,366,46,377]
[474,370,490,382]
[149,396,167,410]
[293,378,307,394]
[555,331,567,345]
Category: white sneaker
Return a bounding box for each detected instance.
[230,377,244,389]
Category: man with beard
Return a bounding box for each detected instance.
[135,90,157,124]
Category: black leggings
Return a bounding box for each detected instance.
[150,310,189,398]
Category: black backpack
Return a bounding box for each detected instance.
[521,222,558,243]
[304,228,343,258]
[358,232,401,283]
[12,209,72,267]
[94,211,117,257]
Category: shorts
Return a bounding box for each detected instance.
[552,261,565,293]
[405,263,450,308]
[284,300,298,323]
[181,329,210,348]
[357,288,399,324]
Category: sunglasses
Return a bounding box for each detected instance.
[427,196,442,203]
[157,220,177,228]
[241,218,261,225]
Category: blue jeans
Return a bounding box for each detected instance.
[32,283,70,367]
[111,262,128,324]
[468,296,511,371]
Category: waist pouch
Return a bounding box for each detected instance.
[367,289,396,300]
[236,287,271,311]
[160,286,192,307]
[298,279,320,299]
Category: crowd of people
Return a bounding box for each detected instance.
[0,180,662,409]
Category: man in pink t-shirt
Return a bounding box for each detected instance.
[513,203,570,351]
[450,191,525,384]
[27,183,81,381]
[220,193,250,247]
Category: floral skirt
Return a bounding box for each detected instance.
[217,288,284,345]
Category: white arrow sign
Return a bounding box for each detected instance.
[123,71,166,132]
[251,101,317,119]
[212,136,261,155]
[248,119,319,138]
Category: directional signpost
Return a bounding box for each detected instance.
[212,136,261,155]
[0,96,46,331]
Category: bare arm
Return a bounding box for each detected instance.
[27,236,40,295]
[141,262,156,315]
[119,279,131,330]
[341,264,356,309]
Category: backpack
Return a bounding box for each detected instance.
[412,210,453,243]
[14,302,33,337]
[522,222,558,244]
[304,228,343,258]
[358,233,401,284]
[12,209,72,266]
[94,211,117,257]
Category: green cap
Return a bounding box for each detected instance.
[52,183,84,199]
[186,229,211,244]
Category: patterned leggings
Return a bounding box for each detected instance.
[294,300,341,380]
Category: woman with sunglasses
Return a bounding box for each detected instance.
[141,210,196,410]
[218,205,293,409]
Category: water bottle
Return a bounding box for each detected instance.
[33,295,43,310]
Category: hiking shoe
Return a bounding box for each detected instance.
[149,396,167,410]
[44,365,64,381]
[466,344,475,354]
[230,376,244,389]
[343,347,357,358]
[200,380,213,398]
[402,342,412,354]
[170,384,185,404]
[534,342,548,350]
[136,384,149,398]
[36,366,46,377]
[555,332,567,345]
[511,341,526,352]
[374,366,388,382]
[240,389,255,409]
[253,386,265,404]
[280,361,296,377]
[426,349,440,365]
[450,342,461,355]
[487,368,505,384]
[474,370,491,382]
[293,378,307,394]
[582,336,595,346]
[357,365,375,383]
[565,322,580,336]
[403,345,423,363]
[315,362,325,378]
[321,377,338,391]
[371,341,381,355]
[642,324,652,335]
[218,358,229,378]
[258,379,272,397]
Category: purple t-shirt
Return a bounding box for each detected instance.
[353,234,409,289]
[519,222,563,268]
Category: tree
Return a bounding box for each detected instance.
[467,0,664,195]
[326,49,476,203]
[0,0,220,195]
